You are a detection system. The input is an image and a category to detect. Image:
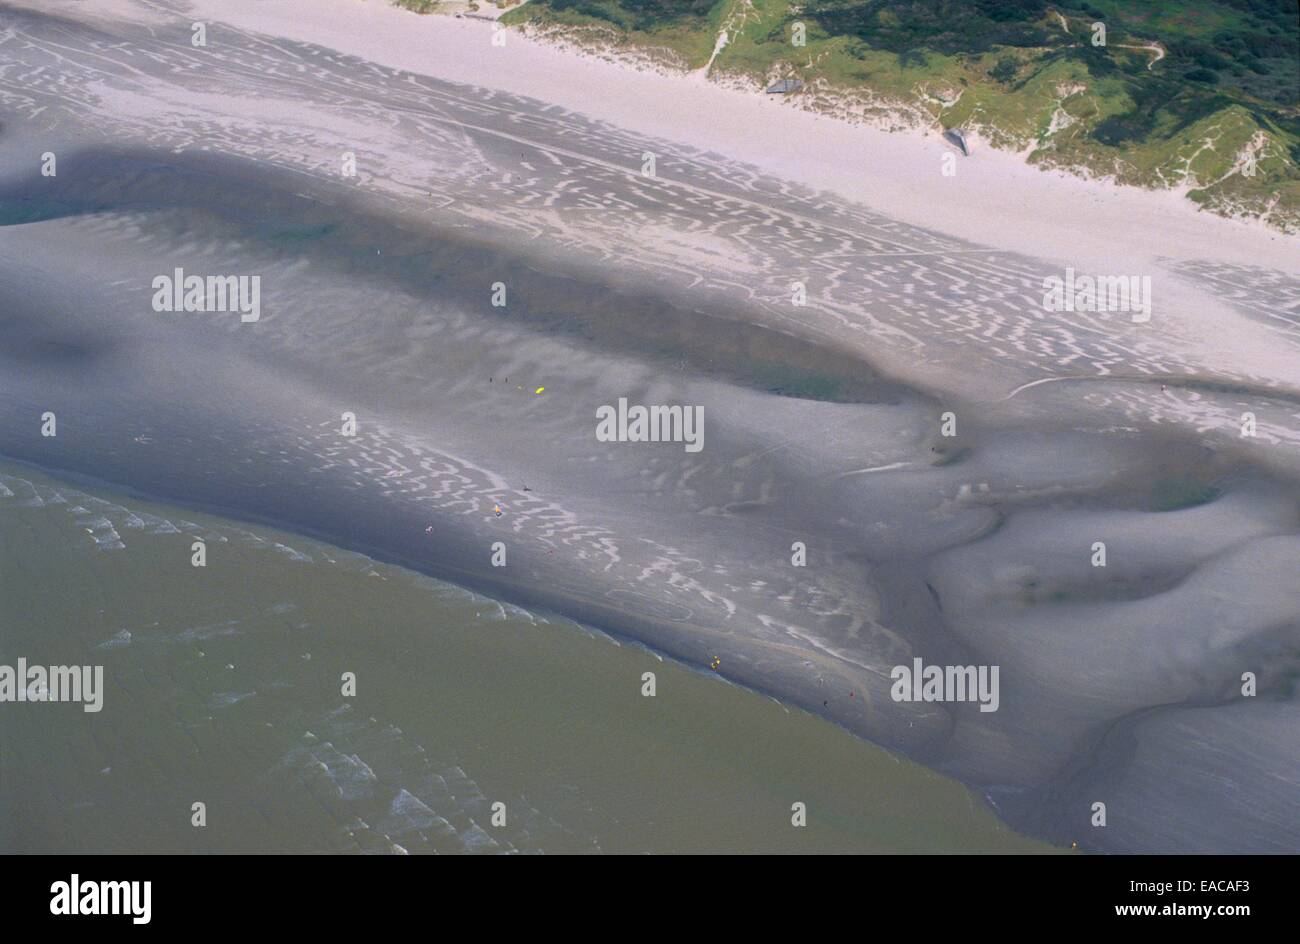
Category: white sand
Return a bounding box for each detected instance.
[178,0,1296,276]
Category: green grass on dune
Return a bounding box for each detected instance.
[392,0,440,13]
[497,0,1300,230]
[497,0,731,66]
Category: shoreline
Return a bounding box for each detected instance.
[0,457,1056,853]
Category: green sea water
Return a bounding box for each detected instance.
[0,462,1057,854]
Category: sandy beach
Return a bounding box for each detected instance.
[1,0,1297,853]
[191,0,1296,270]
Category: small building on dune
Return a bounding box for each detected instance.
[766,78,804,94]
[942,127,970,156]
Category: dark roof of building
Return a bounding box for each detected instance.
[766,78,804,94]
[942,128,970,155]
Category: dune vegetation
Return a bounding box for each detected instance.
[491,0,1299,230]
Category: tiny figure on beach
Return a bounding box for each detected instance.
[493,503,503,517]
